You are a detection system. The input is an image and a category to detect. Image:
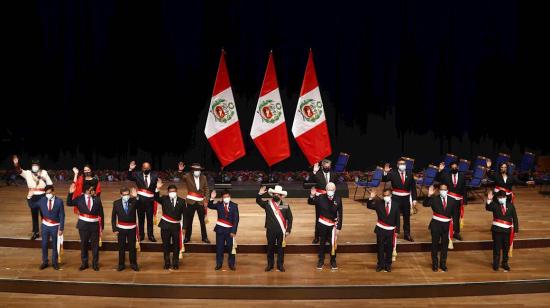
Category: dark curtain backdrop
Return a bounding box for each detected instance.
[2,0,548,171]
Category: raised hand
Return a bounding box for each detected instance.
[313,162,320,174]
[487,190,494,201]
[259,186,267,195]
[310,186,317,196]
[72,167,79,175]
[210,190,217,200]
[486,159,492,168]
[129,161,136,171]
[12,155,19,166]
[384,163,391,173]
[428,185,435,196]
[438,162,445,171]
[178,161,185,172]
[157,178,163,190]
[369,190,376,199]
[130,187,137,198]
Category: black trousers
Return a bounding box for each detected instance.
[317,224,336,263]
[452,204,462,235]
[136,196,154,237]
[161,228,181,266]
[313,206,320,240]
[185,202,208,241]
[430,223,450,266]
[266,228,284,267]
[117,228,137,266]
[78,229,99,266]
[395,195,411,235]
[492,231,511,266]
[376,230,394,267]
[29,195,43,233]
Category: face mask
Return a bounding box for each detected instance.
[398,164,406,171]
[439,190,448,198]
[193,171,201,177]
[273,196,280,202]
[45,193,54,200]
[143,169,151,175]
[327,190,335,197]
[323,167,330,172]
[383,196,391,203]
[451,169,458,174]
[501,169,507,174]
[122,195,130,202]
[31,166,40,173]
[168,192,177,199]
[223,197,231,204]
[84,172,92,177]
[498,198,506,205]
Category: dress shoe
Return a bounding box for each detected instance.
[148,236,157,242]
[172,264,179,270]
[184,238,190,243]
[164,263,171,270]
[215,264,222,271]
[229,265,236,271]
[312,238,319,244]
[453,233,463,241]
[502,263,511,271]
[79,264,89,271]
[376,266,383,272]
[404,234,414,242]
[93,265,100,271]
[316,261,324,270]
[277,265,286,272]
[432,265,438,272]
[31,233,39,240]
[131,264,140,272]
[330,260,338,270]
[39,263,48,270]
[492,264,499,271]
[202,238,211,244]
[440,265,448,272]
[385,265,392,272]
[265,265,274,272]
[117,265,125,271]
[53,264,60,270]
[140,235,145,242]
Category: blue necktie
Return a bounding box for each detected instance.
[123,201,128,214]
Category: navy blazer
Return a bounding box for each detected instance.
[66,193,105,231]
[207,200,239,234]
[29,195,65,231]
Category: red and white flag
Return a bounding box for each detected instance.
[204,50,246,167]
[291,50,332,165]
[250,52,290,166]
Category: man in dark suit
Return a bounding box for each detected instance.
[436,161,466,240]
[127,161,158,242]
[256,185,293,272]
[423,184,459,272]
[67,183,104,271]
[383,158,417,242]
[208,189,239,271]
[28,185,65,270]
[310,159,338,244]
[308,182,343,271]
[366,188,400,272]
[183,163,210,243]
[486,190,519,272]
[155,181,187,270]
[112,187,139,271]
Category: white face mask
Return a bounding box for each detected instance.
[193,171,201,177]
[31,166,40,173]
[168,192,177,199]
[398,164,406,172]
[223,197,231,204]
[383,196,392,203]
[498,198,506,205]
[45,193,53,200]
[122,195,130,202]
[327,190,335,197]
[439,190,448,198]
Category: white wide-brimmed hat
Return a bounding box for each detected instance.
[268,185,287,197]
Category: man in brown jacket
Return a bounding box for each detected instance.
[183,163,210,243]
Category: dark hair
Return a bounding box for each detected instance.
[397,158,406,163]
[83,183,95,192]
[499,162,508,169]
[167,185,177,191]
[383,188,392,194]
[439,183,448,190]
[221,189,231,196]
[44,185,54,192]
[450,161,458,166]
[120,187,130,194]
[495,190,507,198]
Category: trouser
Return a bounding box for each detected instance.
[395,195,411,235]
[313,205,320,240]
[376,229,393,268]
[161,227,180,266]
[430,223,450,266]
[41,224,59,266]
[79,229,99,266]
[492,231,511,266]
[266,228,284,267]
[136,196,154,238]
[117,228,137,266]
[452,204,461,235]
[215,232,235,267]
[317,224,336,263]
[29,195,43,233]
[185,202,208,241]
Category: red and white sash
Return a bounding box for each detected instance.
[186,191,205,202]
[376,220,398,261]
[162,214,185,257]
[32,188,46,195]
[392,188,410,197]
[137,188,154,198]
[432,212,452,223]
[493,218,515,257]
[314,188,327,196]
[116,221,136,229]
[376,220,396,230]
[42,217,59,227]
[318,215,338,256]
[216,218,233,228]
[79,213,103,247]
[269,200,287,246]
[448,191,465,230]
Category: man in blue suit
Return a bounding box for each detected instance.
[208,189,239,271]
[28,185,65,270]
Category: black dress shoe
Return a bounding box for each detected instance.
[385,265,392,272]
[79,264,89,271]
[202,238,211,244]
[229,265,236,271]
[148,236,157,242]
[277,265,286,272]
[440,265,448,272]
[31,233,39,240]
[39,263,48,270]
[404,235,415,242]
[432,265,438,272]
[312,238,320,244]
[131,264,140,272]
[53,264,59,270]
[502,263,511,271]
[265,265,274,272]
[316,261,324,270]
[215,264,222,270]
[93,265,100,271]
[164,264,171,270]
[172,264,179,270]
[453,233,463,241]
[330,260,338,270]
[117,265,125,271]
[492,264,499,271]
[140,235,145,242]
[184,238,190,243]
[376,266,383,272]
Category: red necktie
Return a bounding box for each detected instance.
[453,174,457,187]
[224,203,229,217]
[501,205,506,215]
[87,196,92,211]
[385,202,390,216]
[48,199,53,212]
[442,197,447,210]
[400,172,405,185]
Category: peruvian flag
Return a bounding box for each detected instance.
[204,50,246,167]
[291,50,332,165]
[250,52,290,166]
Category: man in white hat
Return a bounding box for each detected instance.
[256,185,293,272]
[183,163,210,243]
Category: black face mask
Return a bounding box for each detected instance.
[84,172,92,177]
[451,169,458,174]
[143,169,151,175]
[500,169,507,174]
[323,167,330,172]
[273,196,281,202]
